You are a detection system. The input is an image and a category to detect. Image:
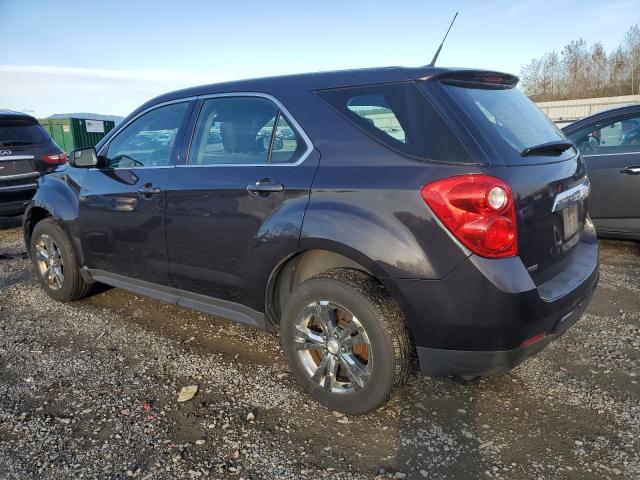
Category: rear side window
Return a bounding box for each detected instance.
[346,95,407,143]
[0,118,49,146]
[318,82,471,163]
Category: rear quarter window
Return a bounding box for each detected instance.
[317,82,472,163]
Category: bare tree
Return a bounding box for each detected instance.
[520,25,640,100]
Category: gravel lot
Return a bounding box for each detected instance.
[0,215,638,479]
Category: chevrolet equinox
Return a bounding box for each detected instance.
[24,67,599,414]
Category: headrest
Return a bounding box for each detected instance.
[220,117,259,153]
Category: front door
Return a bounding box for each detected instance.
[566,112,640,235]
[165,95,318,311]
[79,101,193,285]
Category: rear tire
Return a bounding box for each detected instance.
[30,218,92,302]
[280,268,412,414]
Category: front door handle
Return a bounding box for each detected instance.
[137,183,161,197]
[247,178,284,194]
[620,166,640,175]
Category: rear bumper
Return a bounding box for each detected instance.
[0,186,38,216]
[382,221,599,376]
[0,179,39,216]
[415,284,594,377]
[0,197,33,216]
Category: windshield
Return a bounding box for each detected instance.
[0,118,49,146]
[442,83,571,163]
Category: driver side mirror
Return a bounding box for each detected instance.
[70,147,98,168]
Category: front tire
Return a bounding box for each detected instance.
[30,218,92,302]
[280,268,412,414]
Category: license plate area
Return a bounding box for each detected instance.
[0,158,36,177]
[562,203,580,240]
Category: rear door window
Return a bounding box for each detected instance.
[318,82,471,163]
[269,114,305,163]
[189,96,306,165]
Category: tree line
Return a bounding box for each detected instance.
[520,25,640,101]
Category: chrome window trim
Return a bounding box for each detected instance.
[87,165,176,171]
[551,178,590,213]
[0,155,34,161]
[178,92,314,168]
[582,151,640,158]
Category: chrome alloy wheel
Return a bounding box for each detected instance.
[35,234,64,290]
[294,300,372,393]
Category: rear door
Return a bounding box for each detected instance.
[565,112,640,235]
[165,94,318,313]
[79,100,193,286]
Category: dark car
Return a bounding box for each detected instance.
[23,67,598,414]
[0,110,67,216]
[563,104,640,240]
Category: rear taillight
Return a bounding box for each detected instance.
[43,152,68,164]
[420,175,518,258]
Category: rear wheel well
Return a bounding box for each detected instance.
[268,249,372,324]
[24,207,51,247]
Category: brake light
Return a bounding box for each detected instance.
[43,152,68,164]
[420,175,518,258]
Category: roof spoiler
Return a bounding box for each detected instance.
[418,70,519,89]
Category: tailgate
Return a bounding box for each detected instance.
[432,72,593,286]
[484,157,590,286]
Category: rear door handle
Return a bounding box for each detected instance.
[620,166,640,175]
[247,178,284,194]
[137,184,161,196]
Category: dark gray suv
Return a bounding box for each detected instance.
[23,67,599,414]
[0,110,67,216]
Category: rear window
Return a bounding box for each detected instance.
[441,82,570,161]
[0,117,49,146]
[318,82,471,163]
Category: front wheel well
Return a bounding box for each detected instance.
[268,249,373,325]
[24,206,51,248]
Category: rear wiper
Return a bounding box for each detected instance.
[521,140,574,157]
[0,140,34,146]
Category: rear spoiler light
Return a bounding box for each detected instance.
[420,70,519,89]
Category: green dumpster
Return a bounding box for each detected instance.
[39,117,115,153]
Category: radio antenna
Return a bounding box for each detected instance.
[428,12,458,67]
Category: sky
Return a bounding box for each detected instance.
[1,0,639,118]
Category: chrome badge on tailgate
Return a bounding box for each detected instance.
[551,178,590,213]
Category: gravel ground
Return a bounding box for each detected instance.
[0,215,638,479]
